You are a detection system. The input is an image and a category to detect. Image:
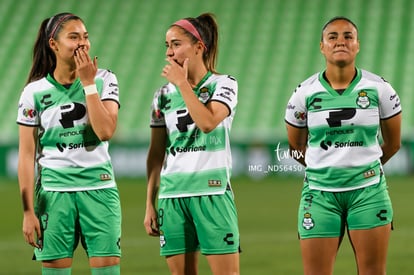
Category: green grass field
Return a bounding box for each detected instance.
[1,175,413,274]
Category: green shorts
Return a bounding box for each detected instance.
[158,190,240,256]
[33,184,122,261]
[298,175,393,239]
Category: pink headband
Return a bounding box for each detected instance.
[48,14,74,39]
[173,19,207,51]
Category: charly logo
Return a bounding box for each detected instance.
[356,91,370,109]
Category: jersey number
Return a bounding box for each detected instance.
[326,108,356,127]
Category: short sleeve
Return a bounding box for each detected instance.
[379,82,401,119]
[284,86,307,128]
[150,85,167,127]
[210,75,238,116]
[16,87,39,126]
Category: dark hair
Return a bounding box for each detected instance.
[174,13,219,74]
[321,16,358,41]
[26,12,82,84]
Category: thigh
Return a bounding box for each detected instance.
[166,252,199,275]
[77,188,122,258]
[158,197,199,256]
[347,177,393,230]
[191,190,240,255]
[34,186,77,261]
[206,253,240,275]
[301,237,341,275]
[298,183,345,239]
[348,224,391,274]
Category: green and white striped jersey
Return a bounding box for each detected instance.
[17,70,120,191]
[150,72,238,198]
[285,68,401,192]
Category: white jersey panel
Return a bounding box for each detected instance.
[17,69,120,191]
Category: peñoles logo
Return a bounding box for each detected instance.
[170,145,206,156]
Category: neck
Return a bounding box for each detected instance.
[324,64,356,90]
[53,61,77,85]
[187,66,208,88]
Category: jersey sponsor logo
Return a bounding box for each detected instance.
[217,91,233,102]
[320,140,332,150]
[56,140,98,152]
[176,109,194,132]
[58,129,85,138]
[320,139,364,150]
[326,108,356,127]
[356,91,370,109]
[325,129,354,136]
[334,140,363,148]
[221,86,236,95]
[59,102,86,128]
[169,144,207,156]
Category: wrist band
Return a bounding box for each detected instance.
[83,84,98,95]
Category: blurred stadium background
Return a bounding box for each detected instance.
[0,0,413,178]
[1,1,414,274]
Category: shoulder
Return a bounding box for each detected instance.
[210,73,237,83]
[96,68,117,80]
[154,82,175,97]
[360,69,392,86]
[22,77,53,95]
[293,72,320,94]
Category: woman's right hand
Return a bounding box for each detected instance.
[23,212,42,249]
[144,205,160,237]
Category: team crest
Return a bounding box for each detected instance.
[356,91,370,109]
[159,230,166,247]
[302,212,315,230]
[198,87,210,103]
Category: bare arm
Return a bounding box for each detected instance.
[17,125,42,248]
[380,113,402,165]
[144,127,167,236]
[286,123,308,166]
[75,48,118,141]
[162,58,229,133]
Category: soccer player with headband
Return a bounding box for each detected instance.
[17,12,121,275]
[144,13,241,275]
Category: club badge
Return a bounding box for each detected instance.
[302,212,315,230]
[356,91,370,109]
